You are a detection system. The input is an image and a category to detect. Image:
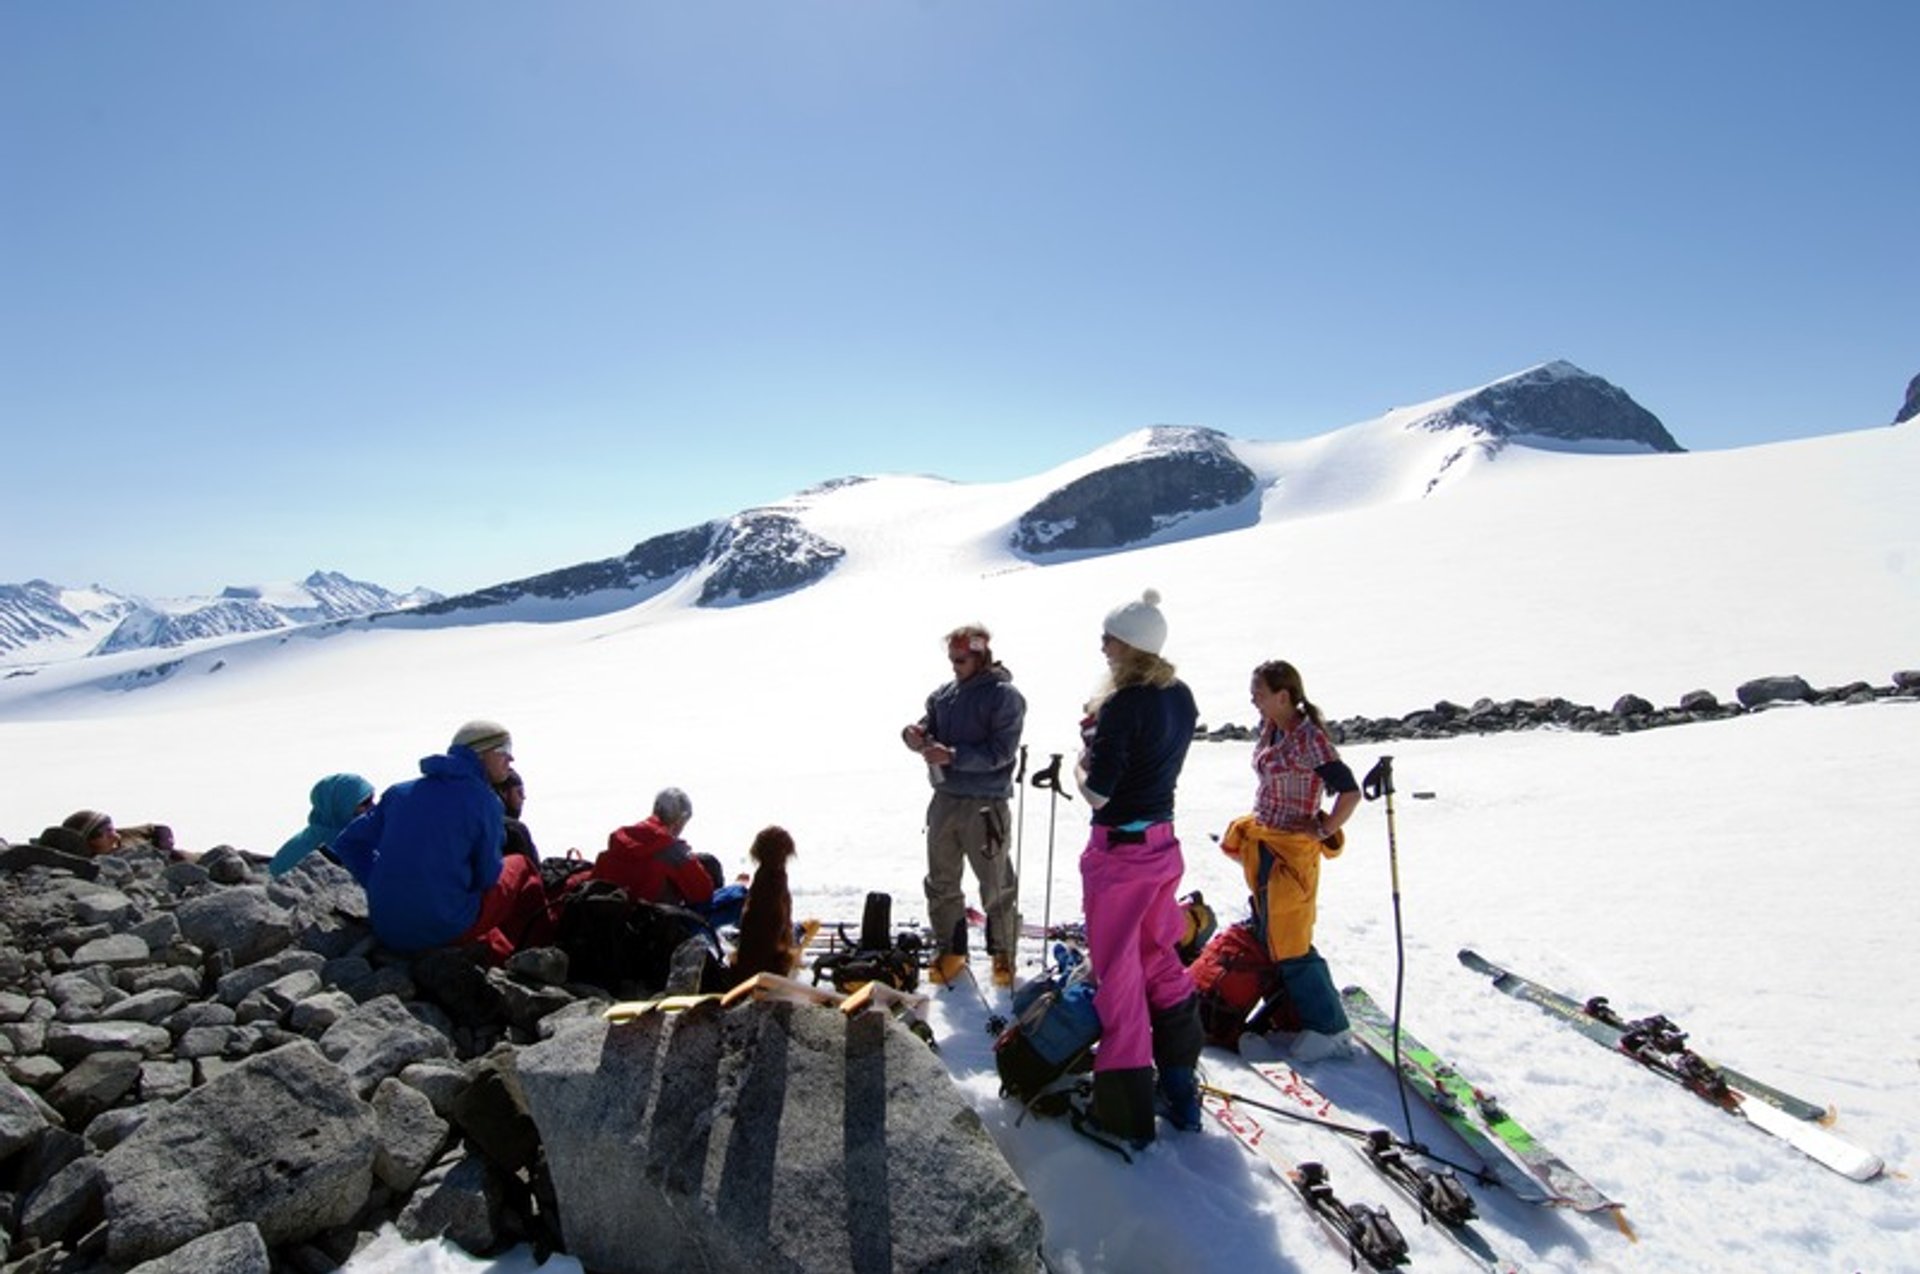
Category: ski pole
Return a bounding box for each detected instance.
[1362,754,1415,1143]
[1013,743,1028,966]
[1031,753,1073,943]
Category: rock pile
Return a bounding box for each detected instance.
[0,848,1040,1274]
[1200,670,1920,746]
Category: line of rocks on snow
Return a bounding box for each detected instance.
[1198,670,1920,746]
[0,846,1038,1274]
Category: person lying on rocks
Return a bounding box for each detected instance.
[59,809,180,858]
[332,720,552,964]
[269,773,376,877]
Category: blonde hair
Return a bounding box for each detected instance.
[1088,646,1179,714]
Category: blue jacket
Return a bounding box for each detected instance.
[919,663,1027,799]
[332,747,505,951]
[1083,680,1198,827]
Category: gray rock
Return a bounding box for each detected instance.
[214,948,327,1006]
[396,1152,504,1256]
[123,1221,271,1274]
[45,1020,172,1063]
[173,888,296,967]
[287,989,359,1036]
[101,988,190,1024]
[397,1058,474,1120]
[235,968,324,1024]
[83,1100,157,1152]
[129,911,183,951]
[1736,674,1815,708]
[0,1071,49,1157]
[100,1040,377,1265]
[19,1149,103,1246]
[126,965,201,996]
[138,1058,194,1102]
[69,885,139,927]
[318,994,454,1097]
[518,1003,1042,1274]
[47,1048,143,1125]
[1895,372,1919,425]
[371,1075,451,1193]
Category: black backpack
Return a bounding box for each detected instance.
[553,880,720,996]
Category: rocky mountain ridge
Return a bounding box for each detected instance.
[0,573,440,667]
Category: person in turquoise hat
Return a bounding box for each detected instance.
[270,773,376,877]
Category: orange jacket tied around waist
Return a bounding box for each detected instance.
[1219,814,1345,961]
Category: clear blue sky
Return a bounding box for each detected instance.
[3,2,1914,598]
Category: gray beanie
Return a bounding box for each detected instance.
[451,719,514,755]
[1102,589,1168,656]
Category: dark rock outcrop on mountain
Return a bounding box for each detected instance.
[1011,426,1257,557]
[0,846,1036,1273]
[1415,362,1682,454]
[1895,373,1920,425]
[418,510,845,616]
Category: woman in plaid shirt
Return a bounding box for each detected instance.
[1214,661,1363,1045]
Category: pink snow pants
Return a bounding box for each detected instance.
[1080,823,1195,1072]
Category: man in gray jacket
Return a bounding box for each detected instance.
[901,623,1027,986]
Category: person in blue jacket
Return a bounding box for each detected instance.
[332,720,549,962]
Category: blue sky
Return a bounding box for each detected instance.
[3,2,1914,598]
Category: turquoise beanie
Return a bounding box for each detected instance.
[269,773,375,877]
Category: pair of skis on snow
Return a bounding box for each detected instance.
[1202,1056,1533,1273]
[1453,949,1883,1182]
[1206,952,1885,1270]
[1203,981,1623,1273]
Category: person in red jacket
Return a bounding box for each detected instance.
[592,787,716,907]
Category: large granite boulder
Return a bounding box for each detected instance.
[99,1040,377,1265]
[517,1000,1043,1274]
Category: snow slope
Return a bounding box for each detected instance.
[2,416,1916,1273]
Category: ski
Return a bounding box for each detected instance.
[1456,948,1826,1122]
[1244,1061,1527,1274]
[1456,950,1883,1182]
[1201,1091,1411,1270]
[1340,986,1626,1223]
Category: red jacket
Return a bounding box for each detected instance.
[592,816,715,907]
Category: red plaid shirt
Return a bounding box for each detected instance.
[1252,717,1340,831]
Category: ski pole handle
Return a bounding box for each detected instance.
[1363,755,1395,801]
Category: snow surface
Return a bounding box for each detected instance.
[2,419,1916,1273]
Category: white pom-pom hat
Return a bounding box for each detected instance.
[1102,589,1168,655]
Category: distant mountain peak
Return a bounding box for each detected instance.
[0,571,438,666]
[1895,373,1919,425]
[1411,361,1682,453]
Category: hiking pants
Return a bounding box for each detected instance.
[1081,823,1195,1072]
[924,790,1020,957]
[460,854,552,964]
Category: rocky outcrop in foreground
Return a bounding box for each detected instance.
[0,850,1039,1274]
[1199,670,1920,746]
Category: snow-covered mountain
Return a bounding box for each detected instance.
[0,571,440,666]
[412,361,1672,619]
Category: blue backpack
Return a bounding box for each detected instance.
[994,954,1101,1112]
